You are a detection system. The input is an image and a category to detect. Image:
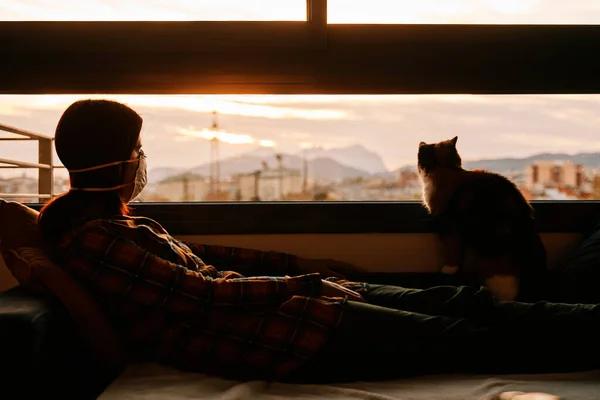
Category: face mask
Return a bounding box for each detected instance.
[69,150,147,203]
[130,155,147,202]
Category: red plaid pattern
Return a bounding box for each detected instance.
[56,216,345,379]
[182,241,301,277]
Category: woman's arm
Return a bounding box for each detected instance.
[182,241,352,278]
[64,224,323,319]
[181,241,302,277]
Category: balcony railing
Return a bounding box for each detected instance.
[0,122,54,203]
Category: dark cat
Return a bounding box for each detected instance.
[417,136,547,302]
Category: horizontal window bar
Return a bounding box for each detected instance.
[2,24,599,94]
[24,201,600,234]
[0,21,327,53]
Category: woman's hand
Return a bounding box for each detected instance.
[321,280,365,302]
[295,258,359,279]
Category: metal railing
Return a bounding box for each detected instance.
[0,122,54,203]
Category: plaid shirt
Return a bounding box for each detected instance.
[56,216,345,380]
[181,241,303,279]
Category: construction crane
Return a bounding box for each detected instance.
[302,148,308,194]
[209,111,221,196]
[275,153,283,200]
[182,173,191,201]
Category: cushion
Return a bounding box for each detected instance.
[557,219,600,303]
[0,199,128,367]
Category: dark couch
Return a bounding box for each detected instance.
[0,286,120,399]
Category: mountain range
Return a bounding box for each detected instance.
[461,153,600,173]
[149,145,383,184]
[149,145,600,184]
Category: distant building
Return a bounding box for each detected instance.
[331,175,421,201]
[236,165,302,201]
[398,169,419,187]
[150,173,210,201]
[591,175,600,200]
[53,176,70,196]
[505,171,525,188]
[525,160,583,191]
[0,175,38,202]
[397,169,421,197]
[542,188,575,200]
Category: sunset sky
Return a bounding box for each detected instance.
[1,1,600,175]
[2,0,600,23]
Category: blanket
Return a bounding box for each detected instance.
[100,363,600,399]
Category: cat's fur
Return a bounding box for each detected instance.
[417,136,547,302]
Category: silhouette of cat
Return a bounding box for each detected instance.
[417,136,547,301]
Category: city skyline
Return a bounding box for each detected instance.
[2,95,600,175]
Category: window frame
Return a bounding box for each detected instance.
[6,0,600,234]
[24,201,600,234]
[1,1,600,94]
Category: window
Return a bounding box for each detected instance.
[1,0,600,216]
[0,0,306,21]
[328,0,600,24]
[2,94,600,203]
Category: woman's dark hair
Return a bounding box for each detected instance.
[38,99,143,242]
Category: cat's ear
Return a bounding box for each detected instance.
[419,141,426,147]
[450,136,458,146]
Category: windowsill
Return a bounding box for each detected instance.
[25,200,600,235]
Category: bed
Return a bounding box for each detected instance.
[100,363,600,400]
[2,200,599,399]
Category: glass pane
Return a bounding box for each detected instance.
[0,0,305,21]
[1,94,599,202]
[328,0,600,24]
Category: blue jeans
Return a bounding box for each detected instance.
[287,284,600,383]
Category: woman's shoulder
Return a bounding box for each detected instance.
[61,215,169,247]
[74,215,163,229]
[64,215,200,269]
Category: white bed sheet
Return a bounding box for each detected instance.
[100,363,600,400]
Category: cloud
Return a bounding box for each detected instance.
[0,104,30,117]
[299,136,357,150]
[258,140,276,147]
[281,132,313,140]
[496,132,596,153]
[299,142,315,149]
[0,95,347,121]
[178,127,275,147]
